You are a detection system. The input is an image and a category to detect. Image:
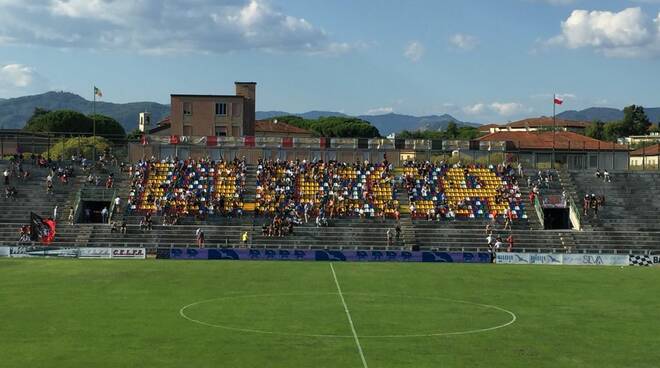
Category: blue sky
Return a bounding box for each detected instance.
[0,0,658,123]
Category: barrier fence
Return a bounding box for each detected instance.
[3,246,658,266]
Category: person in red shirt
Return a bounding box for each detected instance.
[506,234,514,252]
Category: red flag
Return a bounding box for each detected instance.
[282,137,293,148]
[554,97,564,105]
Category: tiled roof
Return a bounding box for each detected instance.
[630,144,660,156]
[502,117,590,129]
[478,130,628,151]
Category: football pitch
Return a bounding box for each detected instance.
[1,259,659,368]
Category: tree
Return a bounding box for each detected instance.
[26,107,51,126]
[585,121,606,141]
[126,128,143,140]
[445,122,459,139]
[24,109,126,140]
[620,105,651,137]
[47,136,111,160]
[272,116,380,138]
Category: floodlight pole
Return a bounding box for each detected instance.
[552,94,556,169]
[92,86,96,162]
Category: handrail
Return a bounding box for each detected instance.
[534,196,544,228]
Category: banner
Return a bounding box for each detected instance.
[496,253,562,265]
[0,246,9,257]
[562,253,628,266]
[79,247,112,259]
[110,248,146,259]
[498,252,628,266]
[629,255,659,267]
[652,255,660,266]
[9,246,77,258]
[163,248,491,263]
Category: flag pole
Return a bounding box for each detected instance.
[93,86,96,162]
[552,93,556,169]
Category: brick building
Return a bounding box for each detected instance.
[168,82,256,137]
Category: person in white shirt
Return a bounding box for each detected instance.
[114,197,121,214]
[101,207,109,223]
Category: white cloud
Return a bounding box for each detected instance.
[449,33,479,50]
[0,63,48,97]
[404,41,424,62]
[463,103,488,115]
[463,102,531,116]
[548,7,660,57]
[0,0,355,55]
[366,107,393,115]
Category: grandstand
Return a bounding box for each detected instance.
[2,155,658,255]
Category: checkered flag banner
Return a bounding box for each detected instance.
[629,255,652,267]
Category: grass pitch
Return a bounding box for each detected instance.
[0,259,659,368]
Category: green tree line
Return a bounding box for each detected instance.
[23,108,126,140]
[272,116,380,138]
[585,105,657,142]
[397,122,480,140]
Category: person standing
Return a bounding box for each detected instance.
[241,231,249,247]
[68,206,75,224]
[3,168,9,185]
[113,196,121,215]
[101,207,109,223]
[53,206,58,221]
[196,228,205,247]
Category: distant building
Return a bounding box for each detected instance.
[630,144,660,168]
[166,82,256,137]
[255,119,313,138]
[138,112,151,133]
[620,132,660,145]
[478,130,629,170]
[482,117,590,134]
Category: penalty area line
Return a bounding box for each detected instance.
[330,262,369,368]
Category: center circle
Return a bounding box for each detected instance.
[179,293,516,338]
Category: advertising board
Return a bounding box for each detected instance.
[110,248,146,259]
[496,253,562,265]
[78,248,112,259]
[164,248,491,263]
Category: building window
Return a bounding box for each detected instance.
[183,102,193,116]
[215,103,227,116]
[215,126,227,137]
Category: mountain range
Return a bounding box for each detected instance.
[0,92,658,135]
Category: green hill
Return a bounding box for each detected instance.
[0,91,170,131]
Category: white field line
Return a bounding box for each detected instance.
[330,262,369,368]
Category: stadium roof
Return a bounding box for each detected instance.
[478,131,629,151]
[630,144,660,156]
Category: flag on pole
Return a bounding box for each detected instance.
[94,86,103,98]
[554,97,563,105]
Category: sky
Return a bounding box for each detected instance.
[0,0,659,124]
